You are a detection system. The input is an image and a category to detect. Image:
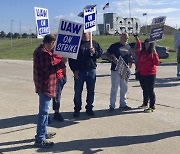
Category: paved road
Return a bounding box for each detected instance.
[0,60,179,154]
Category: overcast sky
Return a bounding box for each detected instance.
[0,0,180,34]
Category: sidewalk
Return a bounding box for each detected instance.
[0,60,179,154]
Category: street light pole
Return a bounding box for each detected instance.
[129,0,131,18]
[30,28,32,45]
[10,20,14,49]
[143,12,148,35]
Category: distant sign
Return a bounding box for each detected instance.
[54,19,84,59]
[151,16,166,25]
[84,5,96,32]
[34,7,50,38]
[150,16,166,42]
[78,12,84,18]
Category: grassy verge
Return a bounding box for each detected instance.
[0,35,177,62]
[95,35,176,63]
[0,38,41,60]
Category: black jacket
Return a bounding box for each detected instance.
[68,40,102,72]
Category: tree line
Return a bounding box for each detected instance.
[0,31,37,39]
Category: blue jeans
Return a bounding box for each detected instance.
[52,77,67,111]
[35,93,51,141]
[110,70,128,108]
[74,69,96,111]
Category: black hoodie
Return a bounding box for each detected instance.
[68,40,102,72]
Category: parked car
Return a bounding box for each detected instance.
[128,42,170,59]
[101,42,169,61]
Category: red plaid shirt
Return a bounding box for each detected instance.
[33,44,65,97]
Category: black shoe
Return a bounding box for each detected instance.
[86,110,95,116]
[73,111,80,117]
[53,112,64,122]
[34,140,54,148]
[45,132,56,139]
[35,132,56,140]
[119,105,132,111]
[109,107,114,112]
[48,116,51,124]
[138,104,148,109]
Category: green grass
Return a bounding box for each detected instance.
[0,35,177,62]
[0,38,41,60]
[93,34,175,51]
[93,35,176,63]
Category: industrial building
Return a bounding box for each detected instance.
[98,13,140,35]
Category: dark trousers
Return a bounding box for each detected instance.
[139,74,156,109]
[73,69,96,112]
[52,77,66,111]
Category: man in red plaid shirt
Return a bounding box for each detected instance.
[33,34,66,148]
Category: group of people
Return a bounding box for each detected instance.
[33,32,160,148]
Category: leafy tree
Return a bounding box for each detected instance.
[31,33,37,38]
[14,33,20,39]
[0,31,6,38]
[22,33,28,38]
[6,32,13,39]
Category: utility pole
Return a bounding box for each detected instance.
[10,20,14,49]
[30,28,32,45]
[20,20,22,38]
[129,0,131,18]
[143,12,148,35]
[145,13,147,35]
[104,13,106,35]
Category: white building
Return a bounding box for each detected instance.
[98,13,140,35]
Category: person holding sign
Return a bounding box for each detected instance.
[106,33,133,112]
[33,34,66,148]
[68,32,103,117]
[134,34,142,80]
[51,54,67,122]
[137,39,160,113]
